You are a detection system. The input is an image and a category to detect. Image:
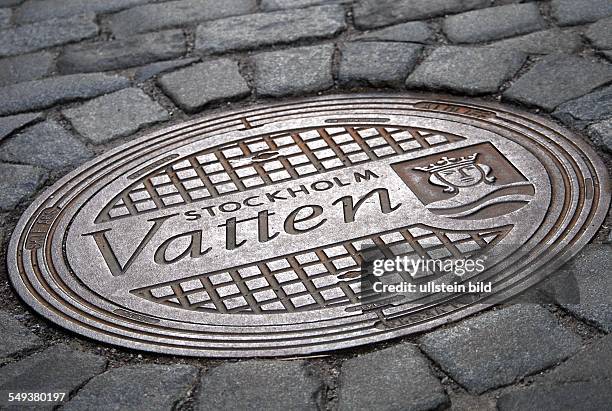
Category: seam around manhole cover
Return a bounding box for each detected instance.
[7,94,610,357]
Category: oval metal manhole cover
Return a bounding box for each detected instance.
[8,94,610,357]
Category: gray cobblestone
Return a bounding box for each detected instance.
[587,119,612,153]
[63,364,198,411]
[0,13,98,57]
[545,334,612,383]
[556,245,612,332]
[110,0,257,38]
[63,88,169,144]
[448,394,496,411]
[0,73,129,116]
[133,57,199,82]
[158,59,249,112]
[57,29,186,74]
[0,345,106,404]
[0,0,22,6]
[503,54,612,111]
[586,16,612,50]
[0,163,47,209]
[553,85,612,129]
[0,120,94,169]
[354,21,433,43]
[497,382,612,411]
[261,0,350,11]
[339,41,422,87]
[552,0,612,26]
[253,45,334,97]
[418,305,582,393]
[486,28,582,55]
[197,361,322,411]
[443,3,545,44]
[406,46,525,95]
[0,310,42,359]
[195,6,346,54]
[0,52,54,87]
[353,0,489,30]
[338,344,448,411]
[0,8,10,28]
[0,112,42,141]
[14,0,152,24]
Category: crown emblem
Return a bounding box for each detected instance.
[414,153,478,173]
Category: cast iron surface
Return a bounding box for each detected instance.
[8,94,610,357]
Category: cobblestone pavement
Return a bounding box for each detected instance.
[1,0,611,409]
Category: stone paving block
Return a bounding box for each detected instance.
[354,21,433,43]
[253,44,334,97]
[586,16,612,50]
[497,382,612,411]
[0,163,47,209]
[448,394,496,411]
[555,245,612,332]
[0,73,129,116]
[0,0,21,6]
[486,28,582,55]
[14,0,152,23]
[261,0,350,10]
[339,41,422,87]
[406,46,525,95]
[57,30,186,74]
[503,54,612,111]
[0,345,107,400]
[110,0,256,38]
[544,333,612,383]
[443,3,545,44]
[0,112,42,141]
[158,59,249,112]
[0,120,94,170]
[0,8,10,28]
[552,0,612,26]
[0,13,98,57]
[197,360,323,411]
[63,364,198,411]
[0,310,42,358]
[63,88,169,144]
[338,344,448,411]
[418,305,582,394]
[353,0,489,30]
[0,52,54,87]
[587,119,612,153]
[553,85,612,129]
[133,57,199,82]
[195,5,346,54]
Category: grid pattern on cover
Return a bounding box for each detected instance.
[132,224,510,314]
[100,125,464,222]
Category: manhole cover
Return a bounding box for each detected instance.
[8,94,609,357]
